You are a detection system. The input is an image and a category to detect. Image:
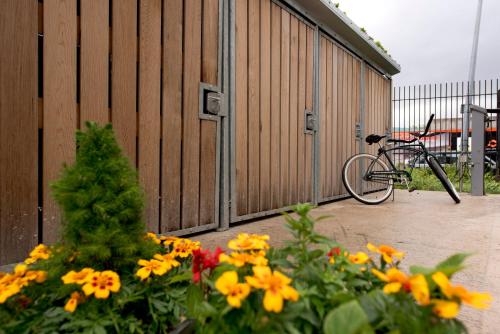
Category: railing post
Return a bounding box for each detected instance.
[470,105,487,196]
[496,90,500,181]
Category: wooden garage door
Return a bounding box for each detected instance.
[233,0,315,220]
[318,34,361,201]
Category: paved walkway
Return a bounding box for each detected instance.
[194,190,500,334]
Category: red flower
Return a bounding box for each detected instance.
[327,247,341,257]
[192,247,223,283]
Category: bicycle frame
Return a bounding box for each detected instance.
[364,139,433,184]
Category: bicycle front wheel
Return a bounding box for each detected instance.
[342,154,394,205]
[427,155,461,204]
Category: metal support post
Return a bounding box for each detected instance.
[470,105,487,196]
[496,90,500,181]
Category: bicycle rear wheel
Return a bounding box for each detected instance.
[342,154,394,205]
[427,155,461,204]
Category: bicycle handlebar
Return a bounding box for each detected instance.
[420,114,435,138]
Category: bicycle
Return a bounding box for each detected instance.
[342,114,461,205]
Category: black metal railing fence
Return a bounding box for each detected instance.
[392,79,499,168]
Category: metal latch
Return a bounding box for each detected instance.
[355,123,362,139]
[305,110,315,132]
[205,91,222,115]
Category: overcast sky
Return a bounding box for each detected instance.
[338,0,500,88]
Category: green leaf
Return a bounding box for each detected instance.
[436,253,471,277]
[358,290,387,323]
[323,300,372,334]
[186,284,204,316]
[409,265,435,276]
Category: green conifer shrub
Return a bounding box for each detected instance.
[51,122,157,270]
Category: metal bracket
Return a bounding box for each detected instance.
[199,82,225,120]
[355,122,362,140]
[305,109,316,133]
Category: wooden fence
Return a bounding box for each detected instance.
[0,0,393,265]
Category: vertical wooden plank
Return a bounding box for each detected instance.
[325,40,332,197]
[305,27,313,202]
[199,0,219,225]
[112,0,137,163]
[319,37,327,199]
[280,9,290,207]
[331,43,338,196]
[259,0,271,211]
[43,0,77,243]
[235,0,248,216]
[0,0,38,263]
[347,55,353,187]
[289,16,298,205]
[297,22,306,203]
[247,0,260,214]
[80,0,109,124]
[270,3,281,209]
[138,0,161,232]
[162,0,183,232]
[341,51,348,194]
[182,0,202,228]
[335,49,343,195]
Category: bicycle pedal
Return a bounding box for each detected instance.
[408,187,416,193]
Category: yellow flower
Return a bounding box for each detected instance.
[431,299,460,319]
[219,251,268,267]
[62,268,95,285]
[24,244,51,264]
[432,272,491,309]
[171,239,201,258]
[64,292,82,313]
[160,235,180,246]
[245,266,299,313]
[348,252,370,264]
[366,243,404,264]
[136,259,170,280]
[372,268,429,305]
[215,271,251,308]
[228,234,270,252]
[153,253,181,269]
[146,232,161,244]
[82,271,121,299]
[0,282,20,304]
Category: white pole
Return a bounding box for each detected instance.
[460,0,483,192]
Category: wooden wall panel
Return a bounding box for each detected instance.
[43,0,77,243]
[289,17,299,205]
[199,0,219,226]
[247,0,260,214]
[260,0,272,211]
[318,36,361,200]
[269,3,281,209]
[181,0,202,229]
[80,0,109,124]
[279,9,290,208]
[0,0,38,263]
[235,0,248,216]
[111,0,137,163]
[234,4,314,217]
[138,0,161,233]
[162,0,183,232]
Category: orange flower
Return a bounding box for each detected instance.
[372,268,429,305]
[432,272,491,309]
[62,268,94,285]
[64,292,83,313]
[367,243,404,264]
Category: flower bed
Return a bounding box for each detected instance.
[0,124,491,333]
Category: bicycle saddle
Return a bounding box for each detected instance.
[365,134,386,145]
